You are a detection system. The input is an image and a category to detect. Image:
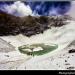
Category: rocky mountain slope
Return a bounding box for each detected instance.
[0,19,75,70]
[0,10,71,36]
[0,10,75,70]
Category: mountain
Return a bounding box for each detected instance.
[0,10,21,35]
[0,10,71,37]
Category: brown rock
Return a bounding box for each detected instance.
[0,11,70,37]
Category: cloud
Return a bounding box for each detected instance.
[1,1,32,17]
[0,1,71,16]
[66,1,75,19]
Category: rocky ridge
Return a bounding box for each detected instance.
[0,11,71,37]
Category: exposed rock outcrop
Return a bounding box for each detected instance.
[0,11,71,37]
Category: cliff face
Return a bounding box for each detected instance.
[0,11,71,37]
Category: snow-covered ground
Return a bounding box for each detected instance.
[0,20,75,70]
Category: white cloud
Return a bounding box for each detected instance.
[3,1,33,17]
[66,1,75,19]
[49,6,59,16]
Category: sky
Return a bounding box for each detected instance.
[0,1,71,17]
[66,1,75,19]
